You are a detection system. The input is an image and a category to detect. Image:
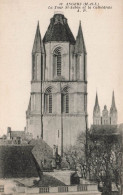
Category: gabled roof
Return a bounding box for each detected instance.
[75,21,86,54]
[43,14,75,44]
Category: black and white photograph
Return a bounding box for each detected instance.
[0,0,123,194]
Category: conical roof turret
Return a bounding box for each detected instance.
[32,22,44,53]
[75,21,86,54]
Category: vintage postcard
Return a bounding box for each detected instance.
[0,0,123,194]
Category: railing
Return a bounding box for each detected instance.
[77,184,87,191]
[16,184,98,194]
[39,187,49,193]
[58,186,68,193]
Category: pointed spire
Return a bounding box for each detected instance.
[95,92,99,107]
[32,21,44,53]
[75,21,86,54]
[110,91,117,124]
[112,91,115,107]
[26,97,31,118]
[94,92,100,112]
[110,91,117,111]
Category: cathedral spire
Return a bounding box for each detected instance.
[32,21,44,53]
[95,92,99,107]
[110,91,117,125]
[94,92,100,110]
[93,92,101,125]
[75,21,86,54]
[110,91,117,111]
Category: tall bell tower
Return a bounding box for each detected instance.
[26,14,88,154]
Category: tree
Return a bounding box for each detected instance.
[63,132,87,179]
[63,128,122,195]
[88,130,121,195]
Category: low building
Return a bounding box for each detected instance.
[6,127,32,144]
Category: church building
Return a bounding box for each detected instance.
[26,13,88,155]
[93,91,117,125]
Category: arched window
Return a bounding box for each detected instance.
[62,87,69,113]
[53,47,62,77]
[45,87,52,113]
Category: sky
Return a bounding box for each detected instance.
[0,0,123,136]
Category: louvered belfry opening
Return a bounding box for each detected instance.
[62,87,69,113]
[53,47,62,77]
[49,94,52,113]
[57,51,61,76]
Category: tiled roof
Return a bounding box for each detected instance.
[30,138,53,170]
[43,14,75,44]
[0,145,38,178]
[11,131,25,138]
[90,125,118,135]
[91,124,117,130]
[0,139,53,178]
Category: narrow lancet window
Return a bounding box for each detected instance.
[62,87,69,113]
[53,47,62,77]
[45,87,52,113]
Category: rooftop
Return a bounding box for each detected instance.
[43,14,75,44]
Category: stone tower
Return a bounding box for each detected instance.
[102,105,110,125]
[26,22,45,139]
[26,14,88,154]
[93,93,101,125]
[110,91,117,125]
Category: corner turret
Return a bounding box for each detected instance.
[32,22,44,53]
[74,21,87,81]
[75,21,86,54]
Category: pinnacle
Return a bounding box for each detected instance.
[32,22,44,53]
[95,92,99,107]
[93,92,100,112]
[75,21,86,54]
[110,91,117,111]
